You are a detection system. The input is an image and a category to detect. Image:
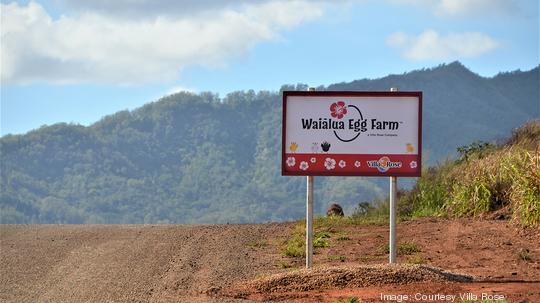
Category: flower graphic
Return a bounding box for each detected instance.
[324,158,336,170]
[410,161,417,169]
[330,101,347,119]
[299,161,309,171]
[338,160,346,168]
[310,157,317,163]
[286,157,296,167]
[354,161,361,168]
[311,143,319,153]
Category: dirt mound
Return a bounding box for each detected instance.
[235,264,472,295]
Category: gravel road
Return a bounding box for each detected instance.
[0,224,290,302]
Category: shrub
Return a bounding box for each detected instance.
[407,254,425,264]
[401,121,540,227]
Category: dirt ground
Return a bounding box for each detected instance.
[1,218,539,302]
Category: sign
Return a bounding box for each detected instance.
[282,91,422,177]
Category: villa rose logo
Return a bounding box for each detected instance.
[329,101,347,119]
[367,156,402,173]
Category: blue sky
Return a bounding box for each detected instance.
[1,0,538,135]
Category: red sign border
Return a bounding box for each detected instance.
[282,91,423,177]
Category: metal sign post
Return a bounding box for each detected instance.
[306,175,314,268]
[306,87,315,269]
[389,176,397,263]
[389,87,398,264]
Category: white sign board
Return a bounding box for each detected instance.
[282,91,422,176]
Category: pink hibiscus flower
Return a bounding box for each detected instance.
[330,101,347,119]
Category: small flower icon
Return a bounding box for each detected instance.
[324,158,336,170]
[286,157,296,167]
[310,157,317,163]
[330,101,347,119]
[410,161,417,169]
[354,161,361,168]
[338,160,346,168]
[299,161,309,171]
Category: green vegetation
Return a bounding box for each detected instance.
[277,260,295,269]
[282,209,392,258]
[407,254,425,264]
[380,242,421,255]
[336,297,360,303]
[314,231,331,248]
[281,122,538,263]
[398,242,421,255]
[247,240,268,249]
[400,121,540,227]
[283,226,306,257]
[518,248,532,262]
[282,225,333,257]
[1,63,538,224]
[328,255,346,262]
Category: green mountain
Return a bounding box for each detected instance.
[1,62,538,223]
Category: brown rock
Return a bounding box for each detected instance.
[327,203,344,217]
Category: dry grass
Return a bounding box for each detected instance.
[402,120,540,227]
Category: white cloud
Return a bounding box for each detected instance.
[388,0,520,17]
[387,30,500,60]
[57,0,255,18]
[1,1,324,85]
[434,0,519,17]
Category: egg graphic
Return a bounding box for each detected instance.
[406,143,414,153]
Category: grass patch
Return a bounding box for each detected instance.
[336,297,360,303]
[282,223,306,257]
[399,242,421,255]
[314,231,331,248]
[247,240,268,249]
[314,215,388,231]
[282,216,380,258]
[400,121,540,227]
[518,248,532,262]
[407,254,425,264]
[277,260,295,269]
[281,223,334,257]
[328,255,346,262]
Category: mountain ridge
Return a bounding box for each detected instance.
[1,62,538,224]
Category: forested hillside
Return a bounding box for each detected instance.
[1,62,538,223]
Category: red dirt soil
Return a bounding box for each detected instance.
[1,218,539,302]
